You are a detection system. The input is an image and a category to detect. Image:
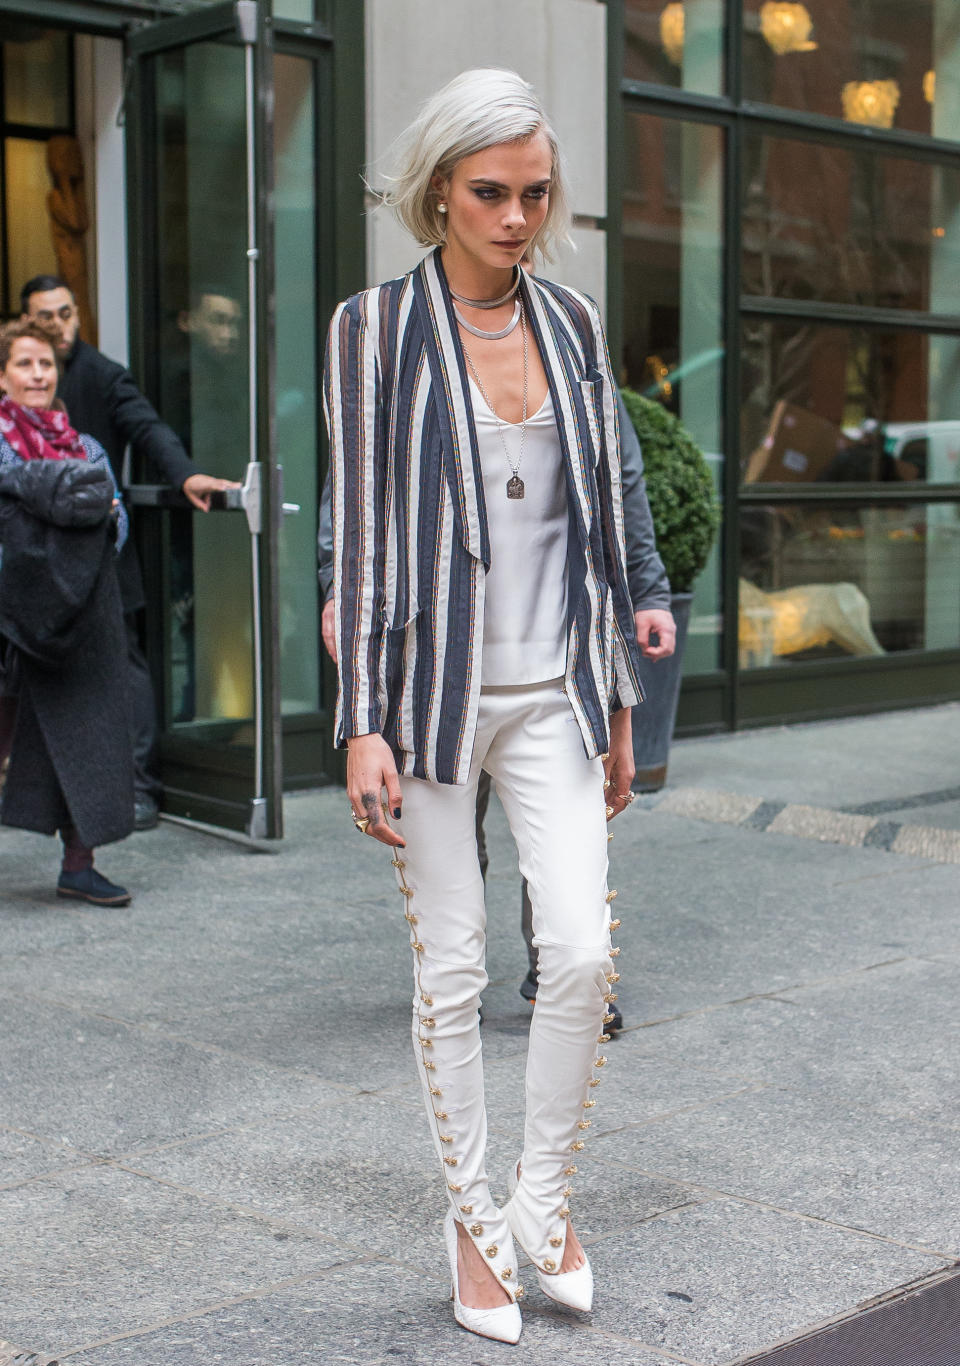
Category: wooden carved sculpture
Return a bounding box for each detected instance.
[46,134,96,344]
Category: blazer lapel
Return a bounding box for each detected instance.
[413,249,489,566]
[519,271,593,547]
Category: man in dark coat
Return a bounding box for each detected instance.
[21,274,237,830]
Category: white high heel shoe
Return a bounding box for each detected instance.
[443,1209,523,1344]
[503,1164,594,1313]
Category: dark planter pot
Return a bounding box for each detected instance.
[630,591,693,792]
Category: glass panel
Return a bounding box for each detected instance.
[743,323,960,486]
[739,500,960,664]
[274,52,319,716]
[624,0,725,97]
[273,0,314,19]
[743,0,960,141]
[149,43,253,728]
[3,29,70,128]
[622,112,724,672]
[5,138,58,304]
[742,134,960,313]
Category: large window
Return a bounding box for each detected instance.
[742,134,960,314]
[0,23,72,318]
[616,0,960,727]
[621,111,725,674]
[741,324,960,487]
[624,0,725,97]
[742,0,960,140]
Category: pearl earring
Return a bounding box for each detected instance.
[438,203,447,213]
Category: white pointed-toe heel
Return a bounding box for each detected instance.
[443,1209,523,1344]
[504,1164,594,1313]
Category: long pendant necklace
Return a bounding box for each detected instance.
[460,302,528,500]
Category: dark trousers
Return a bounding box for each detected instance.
[476,769,538,980]
[125,614,160,800]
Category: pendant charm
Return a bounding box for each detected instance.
[506,475,525,499]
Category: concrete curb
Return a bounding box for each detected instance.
[654,787,960,865]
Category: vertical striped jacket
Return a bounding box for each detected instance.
[323,247,644,785]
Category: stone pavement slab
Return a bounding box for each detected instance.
[632,957,960,1130]
[667,703,960,811]
[592,1087,960,1255]
[0,996,342,1157]
[582,1199,946,1366]
[0,1163,352,1355]
[3,703,960,1364]
[64,1261,686,1366]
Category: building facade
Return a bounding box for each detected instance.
[3,0,959,835]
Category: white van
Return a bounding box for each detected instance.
[882,421,960,483]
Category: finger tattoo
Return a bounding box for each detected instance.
[361,791,381,827]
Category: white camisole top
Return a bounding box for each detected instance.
[469,379,569,686]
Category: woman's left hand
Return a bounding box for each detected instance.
[603,707,635,821]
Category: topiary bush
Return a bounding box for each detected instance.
[619,387,720,594]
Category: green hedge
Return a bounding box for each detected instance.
[619,388,720,594]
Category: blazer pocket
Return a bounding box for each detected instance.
[578,377,604,465]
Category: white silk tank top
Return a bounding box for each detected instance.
[469,379,569,685]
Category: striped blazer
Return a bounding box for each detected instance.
[323,247,644,785]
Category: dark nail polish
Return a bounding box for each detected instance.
[393,807,402,819]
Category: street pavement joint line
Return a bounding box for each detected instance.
[842,784,960,816]
[725,1263,960,1366]
[0,1158,110,1195]
[113,1082,391,1164]
[632,954,917,1034]
[109,1158,384,1255]
[588,1165,960,1259]
[2,986,377,1094]
[507,1312,710,1366]
[54,1256,385,1359]
[588,1082,771,1135]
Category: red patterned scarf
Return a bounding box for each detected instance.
[0,396,86,463]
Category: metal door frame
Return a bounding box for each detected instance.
[125,0,282,838]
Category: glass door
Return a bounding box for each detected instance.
[125,1,282,838]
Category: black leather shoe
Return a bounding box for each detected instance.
[606,999,624,1034]
[57,868,131,906]
[520,969,538,1003]
[134,796,159,831]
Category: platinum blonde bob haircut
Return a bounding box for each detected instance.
[380,68,573,262]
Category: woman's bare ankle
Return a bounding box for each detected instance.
[560,1219,586,1273]
[455,1220,512,1309]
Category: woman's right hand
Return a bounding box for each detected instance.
[346,733,405,847]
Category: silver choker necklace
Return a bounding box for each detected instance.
[448,266,521,310]
[454,299,521,341]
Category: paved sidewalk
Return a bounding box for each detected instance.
[2,703,959,1365]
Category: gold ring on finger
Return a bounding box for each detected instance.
[353,815,371,834]
[617,792,635,804]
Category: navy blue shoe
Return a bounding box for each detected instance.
[57,868,131,907]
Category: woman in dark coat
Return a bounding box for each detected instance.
[0,319,134,905]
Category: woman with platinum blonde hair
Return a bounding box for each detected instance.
[324,68,642,1344]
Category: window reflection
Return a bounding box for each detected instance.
[739,501,960,665]
[624,0,724,96]
[622,112,724,672]
[743,0,960,141]
[150,43,252,727]
[742,135,960,314]
[742,323,960,486]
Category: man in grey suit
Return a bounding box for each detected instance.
[318,388,674,1031]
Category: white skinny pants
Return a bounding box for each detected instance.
[390,679,621,1281]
